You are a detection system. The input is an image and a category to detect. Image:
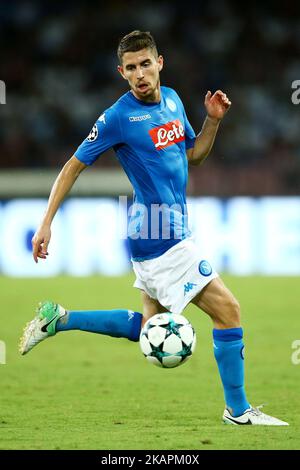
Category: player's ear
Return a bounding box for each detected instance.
[157,55,164,72]
[117,65,126,80]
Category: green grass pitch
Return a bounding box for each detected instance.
[0,274,299,450]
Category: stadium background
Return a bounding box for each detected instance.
[0,0,300,451]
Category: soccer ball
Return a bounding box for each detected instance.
[139,313,196,368]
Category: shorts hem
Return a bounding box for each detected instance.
[173,272,219,314]
[133,280,156,299]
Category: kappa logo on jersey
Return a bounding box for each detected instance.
[86,124,98,142]
[149,119,185,150]
[129,114,151,122]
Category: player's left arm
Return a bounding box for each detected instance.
[187,90,231,165]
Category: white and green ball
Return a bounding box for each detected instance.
[139,313,196,368]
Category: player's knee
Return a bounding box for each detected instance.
[212,295,240,328]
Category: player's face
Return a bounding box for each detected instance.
[118,48,163,103]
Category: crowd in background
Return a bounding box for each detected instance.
[1,0,300,195]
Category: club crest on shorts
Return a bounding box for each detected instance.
[86,124,98,142]
[199,260,212,277]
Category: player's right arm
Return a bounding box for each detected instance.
[32,155,87,263]
[33,106,122,263]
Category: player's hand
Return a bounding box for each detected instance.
[32,225,51,263]
[204,90,231,121]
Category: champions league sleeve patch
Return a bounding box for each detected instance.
[86,124,98,142]
[199,260,212,277]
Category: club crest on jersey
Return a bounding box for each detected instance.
[149,119,185,150]
[87,124,98,142]
[166,98,177,112]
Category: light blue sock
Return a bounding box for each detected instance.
[56,309,142,342]
[213,327,250,417]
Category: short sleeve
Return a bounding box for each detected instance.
[183,110,196,150]
[74,107,122,165]
[170,88,196,150]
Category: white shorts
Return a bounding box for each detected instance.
[132,237,218,315]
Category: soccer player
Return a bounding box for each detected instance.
[20,31,288,426]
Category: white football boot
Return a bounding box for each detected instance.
[19,301,66,355]
[223,405,289,426]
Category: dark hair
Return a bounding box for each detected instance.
[117,30,158,62]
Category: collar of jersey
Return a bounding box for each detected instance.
[127,90,162,107]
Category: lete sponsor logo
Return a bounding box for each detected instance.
[149,119,185,150]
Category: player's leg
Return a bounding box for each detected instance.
[190,277,288,425]
[191,276,249,418]
[20,257,167,356]
[19,300,143,355]
[191,276,240,329]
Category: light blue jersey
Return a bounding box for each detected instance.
[75,86,196,260]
